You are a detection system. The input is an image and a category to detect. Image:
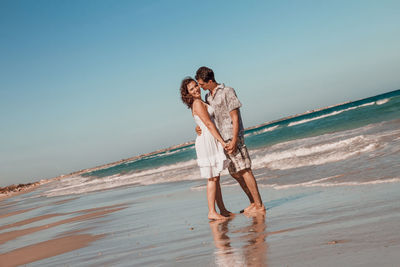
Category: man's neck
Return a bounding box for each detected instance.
[210,82,220,96]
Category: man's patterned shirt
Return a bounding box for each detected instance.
[205,83,244,141]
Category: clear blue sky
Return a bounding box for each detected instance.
[1,0,399,186]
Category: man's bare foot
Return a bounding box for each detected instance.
[254,205,266,215]
[244,204,266,216]
[240,203,256,213]
[208,212,228,220]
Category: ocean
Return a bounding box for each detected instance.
[41,89,400,197]
[1,89,399,266]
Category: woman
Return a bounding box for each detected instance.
[180,77,232,220]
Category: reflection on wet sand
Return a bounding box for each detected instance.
[209,215,267,266]
[0,233,105,267]
[0,202,127,266]
[0,203,127,245]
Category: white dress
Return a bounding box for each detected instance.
[193,104,229,178]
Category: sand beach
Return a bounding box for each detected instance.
[1,180,400,266]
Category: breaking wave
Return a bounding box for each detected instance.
[251,135,380,170]
[264,177,400,189]
[245,125,279,137]
[42,159,200,197]
[288,102,376,127]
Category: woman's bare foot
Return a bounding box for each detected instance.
[208,212,228,220]
[220,210,235,217]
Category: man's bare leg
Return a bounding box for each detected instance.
[208,177,228,220]
[214,177,234,217]
[230,172,255,212]
[240,169,265,213]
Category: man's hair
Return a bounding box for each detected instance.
[180,77,196,109]
[195,66,216,83]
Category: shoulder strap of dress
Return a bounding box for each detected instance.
[192,99,207,116]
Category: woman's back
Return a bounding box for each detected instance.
[193,103,216,131]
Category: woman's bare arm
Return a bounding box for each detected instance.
[193,100,226,146]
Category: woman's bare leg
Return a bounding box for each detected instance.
[214,176,233,217]
[208,177,228,220]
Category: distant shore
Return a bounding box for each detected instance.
[0,182,41,201]
[0,141,194,200]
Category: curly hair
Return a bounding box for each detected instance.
[180,77,196,109]
[195,66,216,83]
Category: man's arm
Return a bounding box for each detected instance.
[195,125,202,136]
[226,109,239,154]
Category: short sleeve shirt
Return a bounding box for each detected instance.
[205,83,244,141]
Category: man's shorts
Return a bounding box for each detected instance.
[225,137,252,175]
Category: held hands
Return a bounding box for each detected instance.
[225,139,238,154]
[221,141,228,149]
[195,124,237,154]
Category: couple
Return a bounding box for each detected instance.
[180,66,265,220]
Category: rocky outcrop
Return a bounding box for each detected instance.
[0,182,40,196]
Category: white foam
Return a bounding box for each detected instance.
[42,159,201,197]
[265,177,400,190]
[245,125,279,137]
[288,102,375,127]
[191,175,400,191]
[127,159,197,177]
[140,146,194,161]
[376,98,390,105]
[251,135,379,170]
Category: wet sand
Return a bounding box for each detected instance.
[0,234,105,267]
[1,180,400,266]
[0,205,126,245]
[264,184,400,266]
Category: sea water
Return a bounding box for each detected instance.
[39,89,400,197]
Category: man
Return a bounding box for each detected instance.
[195,66,265,214]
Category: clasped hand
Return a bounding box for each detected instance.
[224,140,237,154]
[196,126,237,154]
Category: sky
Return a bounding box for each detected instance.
[1,0,399,186]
